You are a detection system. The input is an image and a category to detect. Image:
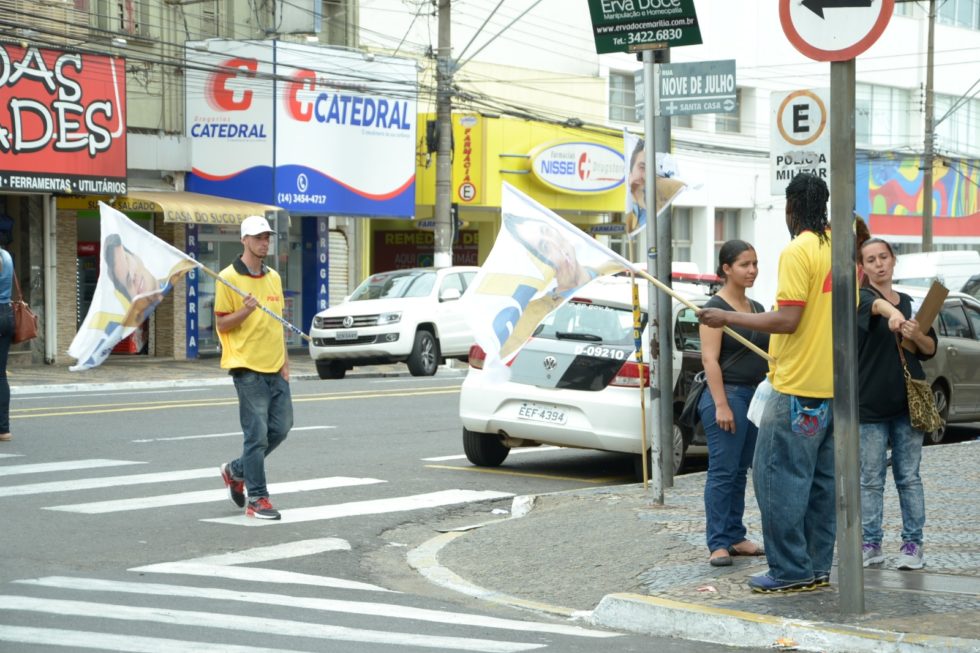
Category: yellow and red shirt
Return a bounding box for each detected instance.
[214,257,286,373]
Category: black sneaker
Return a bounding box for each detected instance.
[814,572,830,587]
[246,497,281,520]
[219,463,245,508]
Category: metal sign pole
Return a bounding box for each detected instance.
[830,58,864,615]
[654,54,674,487]
[643,49,664,503]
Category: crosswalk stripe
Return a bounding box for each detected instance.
[132,425,335,443]
[0,459,142,477]
[129,562,394,593]
[0,596,544,652]
[45,476,386,514]
[2,468,217,497]
[202,488,513,526]
[158,537,353,566]
[0,625,310,653]
[0,454,22,459]
[17,577,617,638]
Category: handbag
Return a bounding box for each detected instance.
[11,272,38,344]
[678,345,750,429]
[896,335,942,434]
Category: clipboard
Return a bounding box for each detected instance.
[902,281,948,353]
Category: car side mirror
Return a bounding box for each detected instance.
[439,288,462,302]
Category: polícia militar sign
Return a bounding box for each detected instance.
[0,44,127,194]
[184,41,417,217]
[529,142,624,194]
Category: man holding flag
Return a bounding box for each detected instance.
[216,215,292,521]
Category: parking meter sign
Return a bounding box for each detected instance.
[771,89,831,195]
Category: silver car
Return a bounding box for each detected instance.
[901,285,980,443]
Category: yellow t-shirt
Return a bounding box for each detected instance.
[215,258,286,373]
[768,229,833,398]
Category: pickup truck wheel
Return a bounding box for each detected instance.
[407,330,439,376]
[462,427,510,466]
[316,360,346,380]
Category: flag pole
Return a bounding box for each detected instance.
[630,265,772,363]
[197,265,311,342]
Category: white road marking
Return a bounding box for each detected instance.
[0,454,22,459]
[0,459,142,477]
[132,425,334,443]
[129,562,393,593]
[46,476,385,514]
[0,625,310,653]
[2,468,216,497]
[201,489,513,526]
[131,538,394,593]
[0,595,544,652]
[17,577,617,638]
[422,446,560,462]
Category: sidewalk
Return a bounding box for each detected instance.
[420,439,980,652]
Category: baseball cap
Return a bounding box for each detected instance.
[240,215,273,238]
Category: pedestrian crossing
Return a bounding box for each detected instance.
[1,453,619,651]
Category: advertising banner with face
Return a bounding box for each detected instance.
[0,44,126,194]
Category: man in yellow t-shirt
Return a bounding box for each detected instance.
[699,172,834,593]
[215,215,292,521]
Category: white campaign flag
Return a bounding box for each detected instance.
[465,183,631,370]
[68,202,199,371]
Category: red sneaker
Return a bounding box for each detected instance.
[219,463,245,508]
[246,497,281,520]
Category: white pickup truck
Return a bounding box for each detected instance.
[308,266,479,379]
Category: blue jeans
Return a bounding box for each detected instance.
[753,390,836,583]
[0,304,11,433]
[699,383,758,552]
[860,415,925,546]
[228,370,293,499]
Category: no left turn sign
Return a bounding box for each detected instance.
[779,0,894,62]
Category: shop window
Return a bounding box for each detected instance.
[714,208,740,262]
[672,207,692,262]
[95,0,150,37]
[938,0,980,29]
[856,84,912,150]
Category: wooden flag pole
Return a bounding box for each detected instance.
[198,265,312,342]
[630,265,772,363]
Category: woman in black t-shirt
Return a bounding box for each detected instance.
[697,240,770,567]
[857,238,937,572]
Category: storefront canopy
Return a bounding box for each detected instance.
[113,191,282,225]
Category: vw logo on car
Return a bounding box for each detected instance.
[542,356,558,371]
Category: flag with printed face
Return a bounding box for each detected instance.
[68,202,199,371]
[465,183,632,370]
[623,130,686,239]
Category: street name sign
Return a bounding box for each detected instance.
[779,0,894,61]
[770,88,831,194]
[658,59,736,116]
[587,0,702,54]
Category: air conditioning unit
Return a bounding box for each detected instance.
[276,0,322,35]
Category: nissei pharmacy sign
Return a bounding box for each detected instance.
[529,141,624,194]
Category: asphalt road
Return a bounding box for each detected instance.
[0,373,814,652]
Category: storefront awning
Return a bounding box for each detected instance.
[112,191,282,225]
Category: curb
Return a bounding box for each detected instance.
[590,593,980,653]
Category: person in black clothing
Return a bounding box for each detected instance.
[857,238,937,571]
[697,240,770,566]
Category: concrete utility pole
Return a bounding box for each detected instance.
[434,0,453,268]
[921,0,936,252]
[654,50,673,488]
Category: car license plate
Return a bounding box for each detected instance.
[517,402,567,425]
[335,330,357,341]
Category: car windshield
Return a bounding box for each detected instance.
[349,270,436,301]
[532,300,644,345]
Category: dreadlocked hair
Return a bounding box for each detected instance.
[785,173,830,245]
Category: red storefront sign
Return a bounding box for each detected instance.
[0,44,127,194]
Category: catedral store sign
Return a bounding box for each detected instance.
[0,45,127,194]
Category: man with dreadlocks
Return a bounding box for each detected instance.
[699,172,834,593]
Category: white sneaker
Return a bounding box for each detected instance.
[862,543,884,567]
[897,541,924,570]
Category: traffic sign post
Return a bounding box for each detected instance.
[779,0,894,617]
[587,0,702,54]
